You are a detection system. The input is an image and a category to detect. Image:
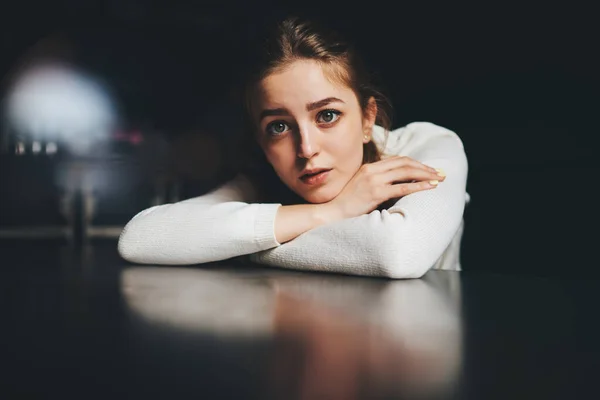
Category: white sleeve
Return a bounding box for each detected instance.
[251,122,469,279]
[118,175,282,265]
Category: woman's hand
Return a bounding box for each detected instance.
[274,156,444,244]
[325,156,445,219]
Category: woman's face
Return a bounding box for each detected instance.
[253,60,376,204]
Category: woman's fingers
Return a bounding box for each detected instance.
[386,179,439,199]
[369,156,446,203]
[376,155,438,174]
[381,166,445,185]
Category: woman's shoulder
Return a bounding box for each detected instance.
[373,122,465,157]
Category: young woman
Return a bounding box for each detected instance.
[118,16,470,279]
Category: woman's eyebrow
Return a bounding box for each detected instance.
[259,107,289,121]
[306,97,345,111]
[259,97,345,121]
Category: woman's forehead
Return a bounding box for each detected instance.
[256,60,356,109]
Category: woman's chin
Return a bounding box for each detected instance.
[299,187,340,205]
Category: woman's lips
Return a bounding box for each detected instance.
[300,169,331,185]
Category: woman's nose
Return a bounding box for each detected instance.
[296,127,320,159]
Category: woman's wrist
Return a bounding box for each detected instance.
[274,203,344,244]
[315,201,346,225]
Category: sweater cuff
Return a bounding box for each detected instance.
[253,203,282,250]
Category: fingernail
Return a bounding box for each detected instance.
[435,168,446,177]
[429,180,439,186]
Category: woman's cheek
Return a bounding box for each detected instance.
[264,146,285,169]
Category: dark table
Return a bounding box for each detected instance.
[3,242,599,399]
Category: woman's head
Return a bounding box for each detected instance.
[242,16,392,204]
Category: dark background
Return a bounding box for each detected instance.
[1,0,598,277]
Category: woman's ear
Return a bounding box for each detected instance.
[363,96,378,136]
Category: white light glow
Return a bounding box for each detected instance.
[16,142,25,155]
[5,62,118,156]
[32,141,41,153]
[46,142,57,154]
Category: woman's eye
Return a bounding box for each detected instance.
[266,121,290,136]
[317,110,341,124]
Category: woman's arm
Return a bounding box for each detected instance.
[118,168,352,265]
[251,122,469,279]
[117,175,283,265]
[274,204,337,244]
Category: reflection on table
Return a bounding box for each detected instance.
[121,266,463,399]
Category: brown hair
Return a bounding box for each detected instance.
[236,16,393,204]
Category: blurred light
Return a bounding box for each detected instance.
[46,142,57,155]
[5,62,118,156]
[15,142,26,155]
[113,130,143,145]
[32,141,41,154]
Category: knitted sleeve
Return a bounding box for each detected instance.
[117,175,282,265]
